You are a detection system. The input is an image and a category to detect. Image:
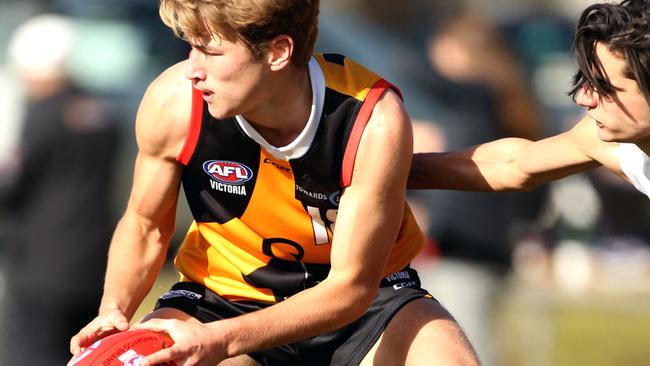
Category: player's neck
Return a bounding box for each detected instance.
[243,66,312,147]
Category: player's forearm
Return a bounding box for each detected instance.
[408,151,493,190]
[409,137,552,191]
[409,150,516,191]
[100,213,172,319]
[216,193,400,357]
[211,274,374,358]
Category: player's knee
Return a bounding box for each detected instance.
[372,298,480,365]
[139,307,195,323]
[414,305,479,365]
[424,321,480,366]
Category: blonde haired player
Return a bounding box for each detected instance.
[70,0,478,365]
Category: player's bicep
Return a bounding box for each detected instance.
[123,76,187,228]
[507,119,599,186]
[125,152,181,226]
[329,90,412,287]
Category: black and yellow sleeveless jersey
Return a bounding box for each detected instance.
[175,54,424,303]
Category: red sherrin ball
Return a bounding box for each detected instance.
[67,329,176,366]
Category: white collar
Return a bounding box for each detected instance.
[235,57,325,160]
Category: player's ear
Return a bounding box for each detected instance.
[267,34,293,71]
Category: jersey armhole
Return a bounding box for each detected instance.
[340,79,403,187]
[176,85,204,165]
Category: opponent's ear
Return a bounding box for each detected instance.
[267,34,294,71]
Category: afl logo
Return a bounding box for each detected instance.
[203,160,253,185]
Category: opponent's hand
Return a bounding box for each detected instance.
[69,308,130,356]
[134,318,227,366]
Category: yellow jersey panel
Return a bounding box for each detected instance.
[314,54,380,102]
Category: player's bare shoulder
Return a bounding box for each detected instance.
[352,88,412,187]
[365,89,412,157]
[569,116,622,174]
[135,60,193,160]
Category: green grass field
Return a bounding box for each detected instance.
[496,281,650,366]
[553,302,650,366]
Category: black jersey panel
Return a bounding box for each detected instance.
[182,118,261,223]
[322,53,346,66]
[289,87,361,209]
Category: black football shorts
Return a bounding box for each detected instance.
[154,266,435,366]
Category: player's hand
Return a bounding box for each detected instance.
[134,318,227,366]
[69,308,130,356]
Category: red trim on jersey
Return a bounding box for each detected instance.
[340,79,402,187]
[177,85,204,165]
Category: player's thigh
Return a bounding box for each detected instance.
[217,355,260,366]
[139,308,261,366]
[360,298,479,366]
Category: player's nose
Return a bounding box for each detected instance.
[185,49,207,81]
[575,83,598,109]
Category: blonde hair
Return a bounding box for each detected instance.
[159,0,319,67]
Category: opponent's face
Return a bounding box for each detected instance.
[575,42,650,145]
[185,33,271,120]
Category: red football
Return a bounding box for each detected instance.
[67,329,176,366]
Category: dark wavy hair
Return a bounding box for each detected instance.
[569,0,650,104]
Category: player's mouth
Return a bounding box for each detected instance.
[202,90,215,103]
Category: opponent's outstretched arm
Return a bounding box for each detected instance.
[408,116,622,191]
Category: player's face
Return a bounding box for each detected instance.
[185,33,272,120]
[575,42,650,145]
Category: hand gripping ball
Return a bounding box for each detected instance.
[67,329,176,366]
